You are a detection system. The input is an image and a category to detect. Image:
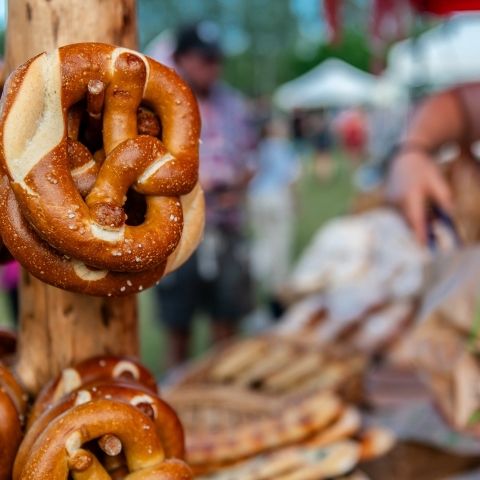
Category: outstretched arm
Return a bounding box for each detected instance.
[386,90,468,243]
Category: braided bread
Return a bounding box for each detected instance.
[185,391,342,466]
[197,441,360,480]
[0,43,204,296]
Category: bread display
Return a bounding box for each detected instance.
[173,335,366,400]
[165,385,394,476]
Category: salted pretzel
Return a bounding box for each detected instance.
[18,382,185,474]
[16,399,192,480]
[29,355,158,426]
[0,43,205,296]
[0,364,26,480]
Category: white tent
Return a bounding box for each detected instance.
[274,58,377,111]
[386,14,480,89]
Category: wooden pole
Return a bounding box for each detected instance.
[5,0,140,395]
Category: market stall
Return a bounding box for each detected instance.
[4,1,480,479]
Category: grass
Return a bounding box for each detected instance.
[0,150,355,378]
[140,149,355,376]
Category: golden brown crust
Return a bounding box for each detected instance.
[0,43,204,296]
[185,391,342,466]
[0,387,22,480]
[0,364,25,480]
[17,384,185,477]
[16,354,189,480]
[0,364,27,416]
[29,355,158,426]
[17,399,166,480]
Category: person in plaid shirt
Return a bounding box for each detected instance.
[157,23,256,366]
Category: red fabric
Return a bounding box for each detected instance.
[372,0,407,42]
[411,0,480,14]
[324,0,342,43]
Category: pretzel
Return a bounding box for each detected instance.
[0,43,204,296]
[0,386,22,480]
[0,364,25,480]
[0,363,27,417]
[19,382,184,472]
[16,398,185,479]
[68,454,193,480]
[29,355,158,426]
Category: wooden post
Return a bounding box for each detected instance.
[4,0,140,395]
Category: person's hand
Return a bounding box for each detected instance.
[386,150,453,244]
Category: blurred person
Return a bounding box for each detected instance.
[291,109,309,157]
[157,23,255,366]
[384,85,480,244]
[334,107,368,163]
[309,109,335,181]
[248,118,300,319]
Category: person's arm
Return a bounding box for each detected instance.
[387,90,467,244]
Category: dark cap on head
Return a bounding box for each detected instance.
[174,22,223,61]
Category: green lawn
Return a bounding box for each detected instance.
[0,150,355,377]
[141,149,355,376]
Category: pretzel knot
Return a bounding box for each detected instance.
[0,43,205,296]
[16,399,193,480]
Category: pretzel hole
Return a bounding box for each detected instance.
[138,104,162,139]
[124,189,147,226]
[67,101,103,154]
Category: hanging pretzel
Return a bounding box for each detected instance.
[0,43,205,296]
[16,399,192,479]
[29,355,158,426]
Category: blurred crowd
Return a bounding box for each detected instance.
[147,22,401,367]
[0,21,410,368]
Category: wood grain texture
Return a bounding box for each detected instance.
[5,0,137,73]
[5,0,140,395]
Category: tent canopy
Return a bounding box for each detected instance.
[274,58,377,111]
[386,14,480,88]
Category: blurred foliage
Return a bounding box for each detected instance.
[139,0,303,95]
[0,30,5,56]
[138,0,372,96]
[281,30,371,83]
